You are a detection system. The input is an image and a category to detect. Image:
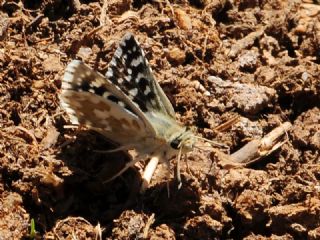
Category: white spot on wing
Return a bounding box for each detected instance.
[110,58,117,67]
[62,82,72,89]
[103,92,110,98]
[60,101,70,110]
[65,107,76,116]
[135,73,144,83]
[125,75,131,82]
[90,81,102,88]
[131,57,142,67]
[69,115,79,124]
[144,86,151,95]
[120,40,127,47]
[69,60,81,68]
[129,88,138,96]
[115,46,123,58]
[106,69,113,78]
[63,72,74,82]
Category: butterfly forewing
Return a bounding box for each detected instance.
[106,33,176,118]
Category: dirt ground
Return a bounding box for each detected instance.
[0,0,320,239]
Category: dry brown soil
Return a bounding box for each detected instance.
[1,0,320,239]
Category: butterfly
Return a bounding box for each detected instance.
[60,33,211,187]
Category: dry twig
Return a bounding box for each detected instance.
[218,122,292,167]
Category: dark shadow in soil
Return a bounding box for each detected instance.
[278,92,320,121]
[143,178,202,238]
[22,128,203,236]
[226,202,271,240]
[23,131,144,233]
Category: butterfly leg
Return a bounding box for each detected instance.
[140,156,159,193]
[140,155,173,197]
[103,156,141,183]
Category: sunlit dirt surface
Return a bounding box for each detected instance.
[0,0,320,239]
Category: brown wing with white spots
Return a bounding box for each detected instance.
[60,60,154,145]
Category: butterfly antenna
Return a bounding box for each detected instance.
[193,145,213,153]
[194,136,228,149]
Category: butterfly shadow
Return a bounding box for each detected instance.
[31,129,203,234]
[48,129,145,225]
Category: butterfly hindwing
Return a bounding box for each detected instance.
[60,60,153,144]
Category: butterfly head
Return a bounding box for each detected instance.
[170,128,195,153]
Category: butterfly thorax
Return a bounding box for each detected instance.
[142,111,195,156]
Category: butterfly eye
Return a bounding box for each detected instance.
[170,137,181,150]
